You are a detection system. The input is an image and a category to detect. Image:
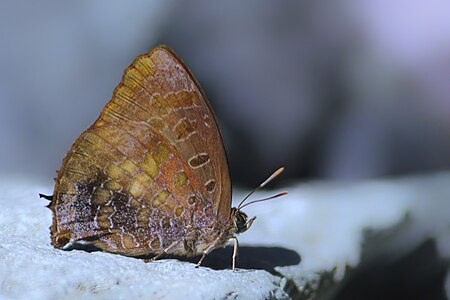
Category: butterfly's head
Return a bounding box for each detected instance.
[229,167,287,234]
[230,207,256,234]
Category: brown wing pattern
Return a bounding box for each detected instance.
[49,46,231,256]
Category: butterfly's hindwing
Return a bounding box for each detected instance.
[50,46,231,256]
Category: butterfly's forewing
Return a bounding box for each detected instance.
[50,46,231,256]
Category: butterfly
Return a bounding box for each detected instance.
[40,45,286,270]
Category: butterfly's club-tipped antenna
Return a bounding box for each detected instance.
[237,167,287,210]
[239,192,288,210]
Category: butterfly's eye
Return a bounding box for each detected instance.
[235,211,248,231]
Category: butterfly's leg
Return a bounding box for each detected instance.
[144,240,181,262]
[230,237,239,271]
[195,244,215,268]
[195,236,223,268]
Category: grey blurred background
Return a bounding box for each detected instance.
[1,0,450,187]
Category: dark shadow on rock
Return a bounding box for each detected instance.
[158,246,301,275]
[63,242,104,252]
[209,246,301,272]
[63,243,300,275]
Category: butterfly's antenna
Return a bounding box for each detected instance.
[239,192,288,210]
[237,167,285,209]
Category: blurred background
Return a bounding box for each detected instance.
[1,0,450,298]
[2,0,450,187]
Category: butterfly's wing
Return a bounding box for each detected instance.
[49,46,231,256]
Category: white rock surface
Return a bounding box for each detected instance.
[1,173,449,299]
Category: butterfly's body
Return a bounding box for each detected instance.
[47,46,257,269]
